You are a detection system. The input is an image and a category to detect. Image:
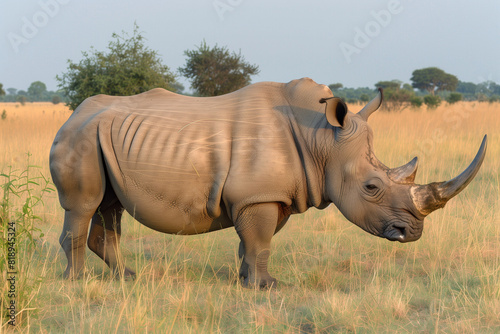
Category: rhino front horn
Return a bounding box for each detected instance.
[411,135,487,216]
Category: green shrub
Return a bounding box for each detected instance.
[51,95,61,105]
[410,96,423,108]
[16,95,27,106]
[359,93,370,102]
[446,92,462,104]
[488,95,500,103]
[423,95,441,109]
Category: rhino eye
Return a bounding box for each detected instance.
[365,184,379,191]
[362,178,384,198]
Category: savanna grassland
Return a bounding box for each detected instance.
[0,101,499,333]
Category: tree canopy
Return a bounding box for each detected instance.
[27,81,47,101]
[410,67,458,95]
[0,83,5,96]
[179,41,259,97]
[374,80,401,90]
[57,24,178,110]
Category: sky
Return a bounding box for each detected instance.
[1,0,499,93]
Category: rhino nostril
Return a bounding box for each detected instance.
[394,226,406,241]
[384,224,406,242]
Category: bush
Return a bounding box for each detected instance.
[359,93,370,102]
[424,95,441,109]
[51,95,61,105]
[446,92,462,104]
[1,110,6,120]
[488,95,500,103]
[383,87,414,112]
[16,95,27,106]
[410,96,423,108]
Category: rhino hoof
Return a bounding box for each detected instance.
[62,267,84,280]
[111,267,136,280]
[259,278,277,289]
[242,276,278,290]
[124,268,136,280]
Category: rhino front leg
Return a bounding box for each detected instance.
[235,203,280,288]
[238,214,290,283]
[87,199,136,278]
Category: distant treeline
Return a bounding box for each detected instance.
[330,80,500,104]
[0,81,67,105]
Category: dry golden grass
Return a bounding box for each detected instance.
[0,102,70,171]
[0,101,499,333]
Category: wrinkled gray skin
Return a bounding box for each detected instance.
[50,78,487,288]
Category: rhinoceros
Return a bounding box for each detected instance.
[50,78,487,287]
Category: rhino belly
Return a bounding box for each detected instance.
[113,177,233,235]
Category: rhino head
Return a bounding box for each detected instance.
[320,89,487,242]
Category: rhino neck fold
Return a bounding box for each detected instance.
[287,114,331,211]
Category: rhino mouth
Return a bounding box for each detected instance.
[383,223,407,242]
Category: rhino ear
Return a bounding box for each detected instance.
[320,97,347,128]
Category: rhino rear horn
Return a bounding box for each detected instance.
[388,157,418,183]
[358,88,383,121]
[411,135,487,216]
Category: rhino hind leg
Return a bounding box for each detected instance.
[235,203,280,289]
[52,138,106,279]
[87,183,136,279]
[59,210,95,279]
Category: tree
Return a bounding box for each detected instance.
[375,80,401,90]
[6,88,17,96]
[0,83,5,96]
[328,83,343,91]
[27,81,47,101]
[179,41,259,97]
[456,81,477,95]
[57,24,178,110]
[489,81,500,96]
[411,67,458,95]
